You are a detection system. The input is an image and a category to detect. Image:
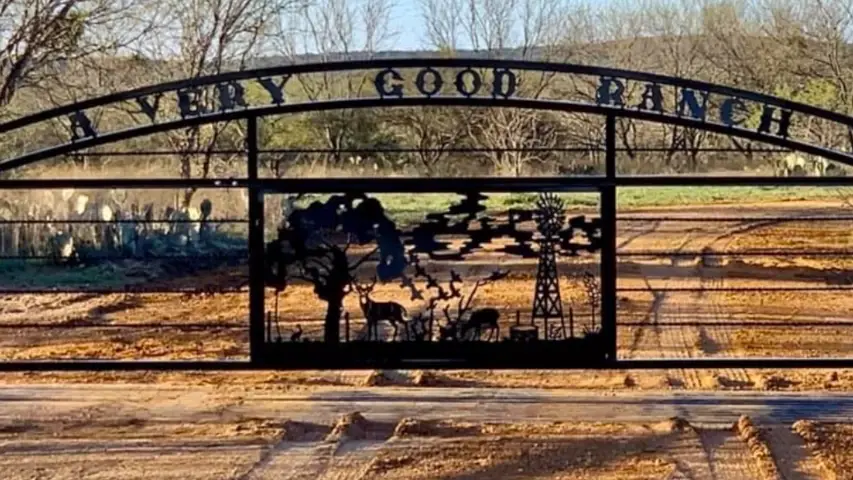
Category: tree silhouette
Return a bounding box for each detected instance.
[265,193,406,343]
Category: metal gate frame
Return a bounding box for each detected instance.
[1,58,853,370]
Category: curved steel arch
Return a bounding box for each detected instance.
[3,97,853,174]
[1,57,853,172]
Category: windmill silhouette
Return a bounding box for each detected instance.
[531,193,568,340]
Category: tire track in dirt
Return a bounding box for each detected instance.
[664,426,764,480]
[696,259,751,387]
[237,410,401,480]
[621,225,702,387]
[696,216,816,387]
[241,426,398,480]
[622,214,805,388]
[697,428,765,480]
[316,440,389,480]
[240,441,335,480]
[689,219,784,387]
[764,425,823,480]
[626,230,710,388]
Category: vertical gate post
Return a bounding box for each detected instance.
[247,116,266,363]
[600,115,618,362]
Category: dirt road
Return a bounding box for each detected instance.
[0,383,845,479]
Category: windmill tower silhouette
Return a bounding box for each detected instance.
[531,193,567,340]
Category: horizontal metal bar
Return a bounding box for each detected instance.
[0,322,246,330]
[256,176,606,193]
[0,287,248,294]
[619,216,853,222]
[0,179,250,189]
[7,320,850,330]
[0,219,248,225]
[2,98,852,174]
[1,357,853,371]
[0,253,247,261]
[617,286,853,292]
[618,321,853,327]
[0,361,254,371]
[70,146,794,156]
[264,146,796,153]
[617,250,853,257]
[614,358,853,369]
[275,174,853,188]
[0,177,604,192]
[614,176,853,186]
[2,176,853,191]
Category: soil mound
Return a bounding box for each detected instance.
[392,418,482,438]
[734,415,780,480]
[653,416,694,433]
[757,375,793,391]
[326,412,370,442]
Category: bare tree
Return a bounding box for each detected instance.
[0,0,148,113]
[394,106,473,176]
[131,0,286,206]
[419,0,576,176]
[269,0,396,168]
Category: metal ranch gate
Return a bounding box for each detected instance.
[2,58,853,370]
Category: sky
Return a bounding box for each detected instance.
[387,0,428,51]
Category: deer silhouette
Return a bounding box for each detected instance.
[354,277,408,341]
[460,308,500,341]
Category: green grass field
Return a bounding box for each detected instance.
[362,186,853,222]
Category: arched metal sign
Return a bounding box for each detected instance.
[2,57,853,371]
[3,58,853,172]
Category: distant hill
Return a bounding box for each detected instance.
[247,47,574,68]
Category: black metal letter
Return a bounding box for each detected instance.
[757,105,793,138]
[216,81,248,111]
[415,67,443,97]
[136,94,163,122]
[636,83,663,112]
[68,111,97,141]
[492,68,517,99]
[595,77,624,107]
[455,68,482,97]
[177,87,209,118]
[677,89,709,120]
[257,75,290,104]
[375,68,404,98]
[720,97,748,127]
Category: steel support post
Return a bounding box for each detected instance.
[600,115,618,362]
[247,116,266,363]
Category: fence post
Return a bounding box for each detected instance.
[247,116,266,363]
[600,114,618,362]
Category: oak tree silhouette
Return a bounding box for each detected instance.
[266,193,406,343]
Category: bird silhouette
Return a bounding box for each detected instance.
[414,264,428,277]
[449,282,462,298]
[426,276,439,289]
[409,286,424,301]
[400,275,415,289]
[437,286,451,300]
[450,270,463,283]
